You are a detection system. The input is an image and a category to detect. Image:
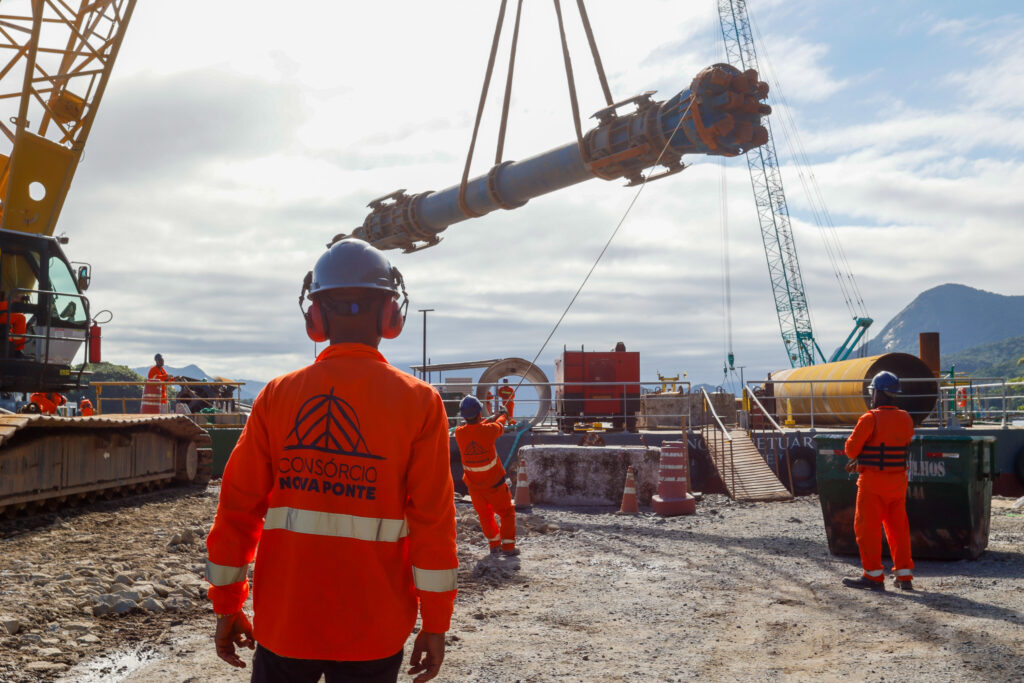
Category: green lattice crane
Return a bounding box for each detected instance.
[717,0,871,367]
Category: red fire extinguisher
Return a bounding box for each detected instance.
[88,323,101,363]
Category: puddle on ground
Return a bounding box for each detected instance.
[57,646,162,683]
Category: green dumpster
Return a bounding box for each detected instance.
[207,427,244,477]
[816,433,997,560]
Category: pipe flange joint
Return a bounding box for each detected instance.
[486,161,527,210]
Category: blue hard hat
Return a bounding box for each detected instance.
[869,371,901,394]
[460,395,482,420]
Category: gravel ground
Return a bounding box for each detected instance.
[1,484,1022,682]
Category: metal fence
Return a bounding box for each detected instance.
[91,380,247,426]
[752,376,1024,428]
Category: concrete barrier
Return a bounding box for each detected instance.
[516,445,661,506]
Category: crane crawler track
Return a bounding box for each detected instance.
[0,414,212,518]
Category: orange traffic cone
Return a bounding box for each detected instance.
[513,457,532,512]
[617,466,640,514]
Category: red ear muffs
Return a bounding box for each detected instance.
[379,297,404,339]
[305,298,328,343]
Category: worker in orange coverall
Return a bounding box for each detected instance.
[496,378,516,425]
[454,395,519,556]
[28,392,65,415]
[842,371,916,592]
[79,398,94,416]
[204,238,457,683]
[146,353,179,413]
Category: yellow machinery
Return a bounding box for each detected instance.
[0,1,212,516]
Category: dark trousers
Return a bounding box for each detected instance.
[251,645,403,683]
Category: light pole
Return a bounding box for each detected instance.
[418,309,434,381]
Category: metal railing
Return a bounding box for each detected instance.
[750,376,1024,429]
[92,380,247,426]
[699,386,736,496]
[743,385,795,491]
[432,379,704,431]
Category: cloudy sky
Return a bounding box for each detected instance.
[48,0,1024,392]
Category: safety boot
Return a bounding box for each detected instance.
[500,546,520,557]
[842,576,885,591]
[896,579,914,591]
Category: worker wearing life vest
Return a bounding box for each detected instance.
[79,398,94,416]
[29,392,66,415]
[0,293,27,354]
[454,395,518,556]
[205,238,457,682]
[497,378,516,425]
[842,371,916,591]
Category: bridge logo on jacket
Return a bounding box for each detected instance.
[284,388,383,459]
[462,441,488,457]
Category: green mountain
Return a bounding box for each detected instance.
[942,335,1024,380]
[865,284,1024,357]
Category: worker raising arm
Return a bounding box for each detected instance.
[454,396,519,556]
[204,238,458,682]
[841,371,916,592]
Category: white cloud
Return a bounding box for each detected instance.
[21,0,1021,393]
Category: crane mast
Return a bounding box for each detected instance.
[0,0,137,392]
[717,0,823,367]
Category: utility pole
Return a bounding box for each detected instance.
[418,309,434,382]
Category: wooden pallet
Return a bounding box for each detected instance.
[705,427,793,502]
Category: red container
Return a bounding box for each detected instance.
[555,345,640,432]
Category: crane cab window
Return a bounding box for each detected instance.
[46,255,87,325]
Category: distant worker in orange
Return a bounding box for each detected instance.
[496,378,516,425]
[144,353,178,414]
[842,371,916,591]
[28,392,66,415]
[454,395,519,556]
[79,398,94,416]
[205,238,457,682]
[0,291,27,355]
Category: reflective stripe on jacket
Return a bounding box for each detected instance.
[455,414,507,489]
[205,343,458,661]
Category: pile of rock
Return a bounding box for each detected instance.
[0,525,211,676]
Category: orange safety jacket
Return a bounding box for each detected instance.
[497,385,515,406]
[148,365,171,403]
[205,343,457,662]
[0,301,26,352]
[454,414,508,489]
[80,399,94,416]
[845,406,915,490]
[30,392,65,415]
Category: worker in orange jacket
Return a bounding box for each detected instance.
[205,238,457,682]
[496,378,516,425]
[28,392,66,415]
[0,294,27,354]
[145,353,178,413]
[842,371,916,591]
[79,398,94,416]
[454,395,519,556]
